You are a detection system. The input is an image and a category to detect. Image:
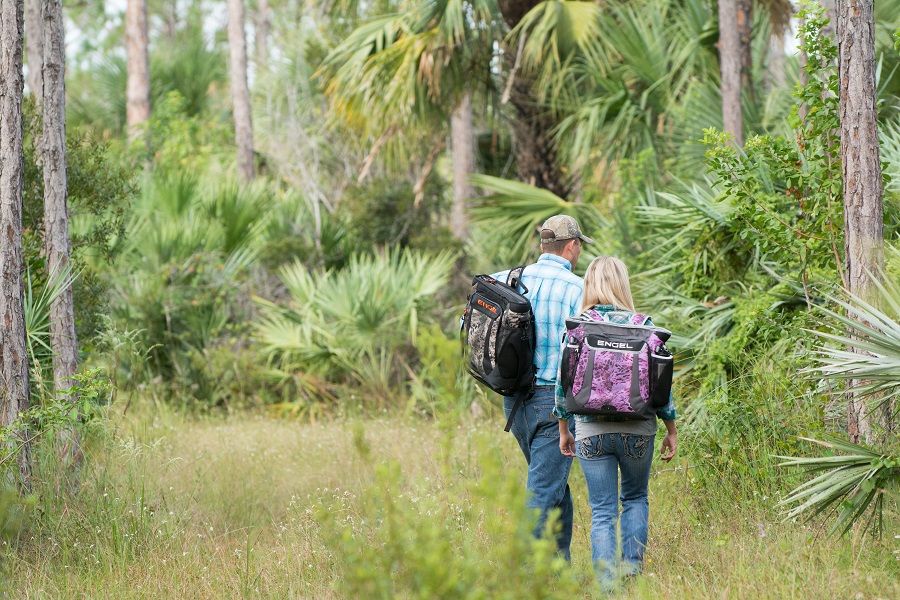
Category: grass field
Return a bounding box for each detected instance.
[2,407,898,599]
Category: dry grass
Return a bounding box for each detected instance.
[2,408,898,599]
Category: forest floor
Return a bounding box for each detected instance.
[1,407,898,599]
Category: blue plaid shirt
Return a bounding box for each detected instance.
[493,254,584,385]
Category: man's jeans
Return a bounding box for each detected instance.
[577,432,655,587]
[504,388,575,559]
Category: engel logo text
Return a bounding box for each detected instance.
[596,340,636,350]
[477,299,498,314]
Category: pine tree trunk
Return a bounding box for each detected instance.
[125,0,150,140]
[0,0,31,486]
[736,0,754,105]
[837,0,884,444]
[719,0,743,147]
[228,0,255,182]
[450,92,475,240]
[25,0,41,102]
[767,29,786,90]
[42,0,80,465]
[255,0,269,69]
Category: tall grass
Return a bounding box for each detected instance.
[2,406,897,598]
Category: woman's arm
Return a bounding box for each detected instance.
[660,419,677,461]
[559,419,575,456]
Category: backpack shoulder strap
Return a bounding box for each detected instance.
[582,309,606,322]
[632,313,651,325]
[507,265,529,294]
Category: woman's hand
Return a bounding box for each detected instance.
[660,431,677,461]
[559,420,576,456]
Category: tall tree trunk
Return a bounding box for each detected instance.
[25,0,41,102]
[450,92,475,240]
[125,0,150,141]
[837,0,884,444]
[228,0,255,182]
[0,0,31,487]
[821,0,837,40]
[719,0,743,147]
[255,0,269,69]
[495,0,571,198]
[42,0,79,465]
[767,28,786,90]
[736,0,755,105]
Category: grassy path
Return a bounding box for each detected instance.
[2,412,898,598]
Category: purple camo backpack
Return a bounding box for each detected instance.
[559,309,674,420]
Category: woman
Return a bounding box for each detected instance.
[552,256,677,589]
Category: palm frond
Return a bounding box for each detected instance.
[24,263,78,366]
[254,248,458,379]
[803,272,900,406]
[778,435,900,536]
[468,174,604,264]
[513,0,603,71]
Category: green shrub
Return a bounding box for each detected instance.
[255,248,459,411]
[315,427,581,599]
[406,324,480,417]
[342,175,459,254]
[684,357,826,505]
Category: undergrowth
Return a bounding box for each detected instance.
[0,406,896,598]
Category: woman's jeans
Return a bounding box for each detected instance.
[577,432,655,585]
[504,388,575,559]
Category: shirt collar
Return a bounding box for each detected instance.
[537,253,573,271]
[593,304,616,311]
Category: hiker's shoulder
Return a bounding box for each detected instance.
[528,255,582,283]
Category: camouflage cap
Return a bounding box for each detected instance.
[539,215,594,245]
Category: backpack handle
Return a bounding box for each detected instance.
[633,313,651,326]
[507,265,529,294]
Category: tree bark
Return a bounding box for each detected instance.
[837,0,884,444]
[25,0,41,102]
[719,0,743,147]
[228,0,255,182]
[736,0,755,105]
[0,0,31,486]
[42,0,80,465]
[496,0,537,28]
[125,0,150,140]
[255,0,269,69]
[450,91,475,240]
[767,28,786,90]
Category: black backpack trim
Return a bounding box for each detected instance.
[502,266,532,432]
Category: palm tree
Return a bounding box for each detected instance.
[322,2,497,240]
[0,0,32,485]
[530,0,722,180]
[322,0,604,237]
[450,91,475,238]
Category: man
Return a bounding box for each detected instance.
[494,214,592,560]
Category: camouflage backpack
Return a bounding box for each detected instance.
[461,266,536,429]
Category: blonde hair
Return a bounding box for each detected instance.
[581,256,636,313]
